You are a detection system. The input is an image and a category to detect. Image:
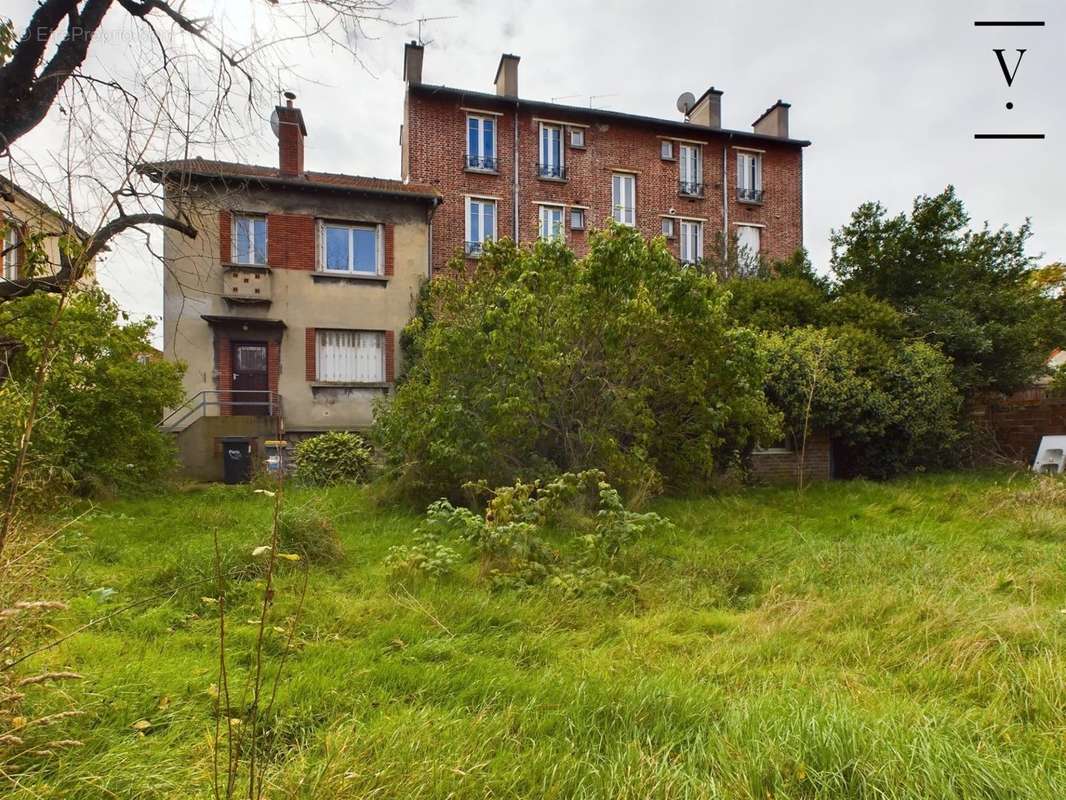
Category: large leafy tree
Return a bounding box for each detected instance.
[376,224,777,501]
[830,186,1062,395]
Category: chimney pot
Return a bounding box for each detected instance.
[404,41,424,84]
[494,53,520,98]
[752,100,790,138]
[686,87,722,128]
[274,95,307,176]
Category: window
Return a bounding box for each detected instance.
[569,127,585,148]
[736,225,761,265]
[570,208,586,231]
[466,115,497,171]
[611,173,635,226]
[316,330,384,383]
[679,220,703,264]
[2,224,19,281]
[233,215,267,265]
[320,222,381,275]
[539,205,565,241]
[679,144,702,196]
[538,123,564,178]
[737,151,764,202]
[660,140,675,160]
[465,197,496,256]
[661,218,675,238]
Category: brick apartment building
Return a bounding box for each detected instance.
[400,43,810,274]
[154,94,441,481]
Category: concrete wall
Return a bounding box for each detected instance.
[174,415,279,482]
[1,187,96,285]
[163,183,432,434]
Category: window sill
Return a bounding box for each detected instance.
[737,198,765,206]
[310,271,388,284]
[311,382,391,389]
[536,175,568,183]
[679,193,705,200]
[464,167,499,176]
[222,262,272,271]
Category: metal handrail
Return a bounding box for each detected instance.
[159,389,282,432]
[464,154,498,171]
[737,187,765,203]
[536,162,566,180]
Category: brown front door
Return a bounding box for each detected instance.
[231,341,269,415]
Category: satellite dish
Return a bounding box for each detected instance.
[270,109,280,139]
[676,91,696,116]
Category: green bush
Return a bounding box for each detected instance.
[277,503,344,564]
[374,224,776,502]
[0,288,184,503]
[293,431,372,486]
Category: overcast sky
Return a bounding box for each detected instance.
[7,0,1065,343]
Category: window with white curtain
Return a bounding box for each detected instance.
[611,173,635,226]
[736,225,762,266]
[233,214,267,265]
[538,123,564,178]
[316,330,384,383]
[736,151,763,202]
[466,115,497,171]
[465,197,496,256]
[539,205,564,240]
[2,224,19,281]
[679,144,702,196]
[679,220,703,264]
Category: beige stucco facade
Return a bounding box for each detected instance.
[1,178,96,288]
[163,180,436,438]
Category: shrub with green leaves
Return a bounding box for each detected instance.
[374,223,776,502]
[277,503,343,564]
[292,431,372,486]
[0,287,185,502]
[386,472,671,595]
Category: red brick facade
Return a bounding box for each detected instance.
[404,87,806,274]
[383,223,395,276]
[749,432,832,485]
[305,327,316,381]
[973,391,1066,464]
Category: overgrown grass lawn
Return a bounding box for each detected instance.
[18,471,1066,798]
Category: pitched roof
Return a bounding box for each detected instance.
[142,158,442,202]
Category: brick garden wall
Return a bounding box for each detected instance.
[973,390,1066,464]
[749,432,832,485]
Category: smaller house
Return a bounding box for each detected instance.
[150,94,442,481]
[0,177,97,298]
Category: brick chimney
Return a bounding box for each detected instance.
[687,87,722,128]
[404,41,424,84]
[753,100,790,138]
[274,92,307,176]
[495,53,520,97]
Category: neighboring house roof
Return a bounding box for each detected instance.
[143,158,443,203]
[0,176,94,240]
[408,82,813,148]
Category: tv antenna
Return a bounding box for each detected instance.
[405,15,457,46]
[550,93,619,108]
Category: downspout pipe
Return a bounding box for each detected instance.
[513,99,520,242]
[722,133,733,261]
[426,196,440,278]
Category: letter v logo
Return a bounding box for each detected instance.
[993,48,1027,86]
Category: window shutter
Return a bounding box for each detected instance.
[219,210,232,262]
[383,224,394,276]
[305,328,316,381]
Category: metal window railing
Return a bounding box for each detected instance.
[536,163,567,180]
[737,187,765,203]
[464,154,498,171]
[159,390,283,432]
[464,240,489,257]
[679,180,704,197]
